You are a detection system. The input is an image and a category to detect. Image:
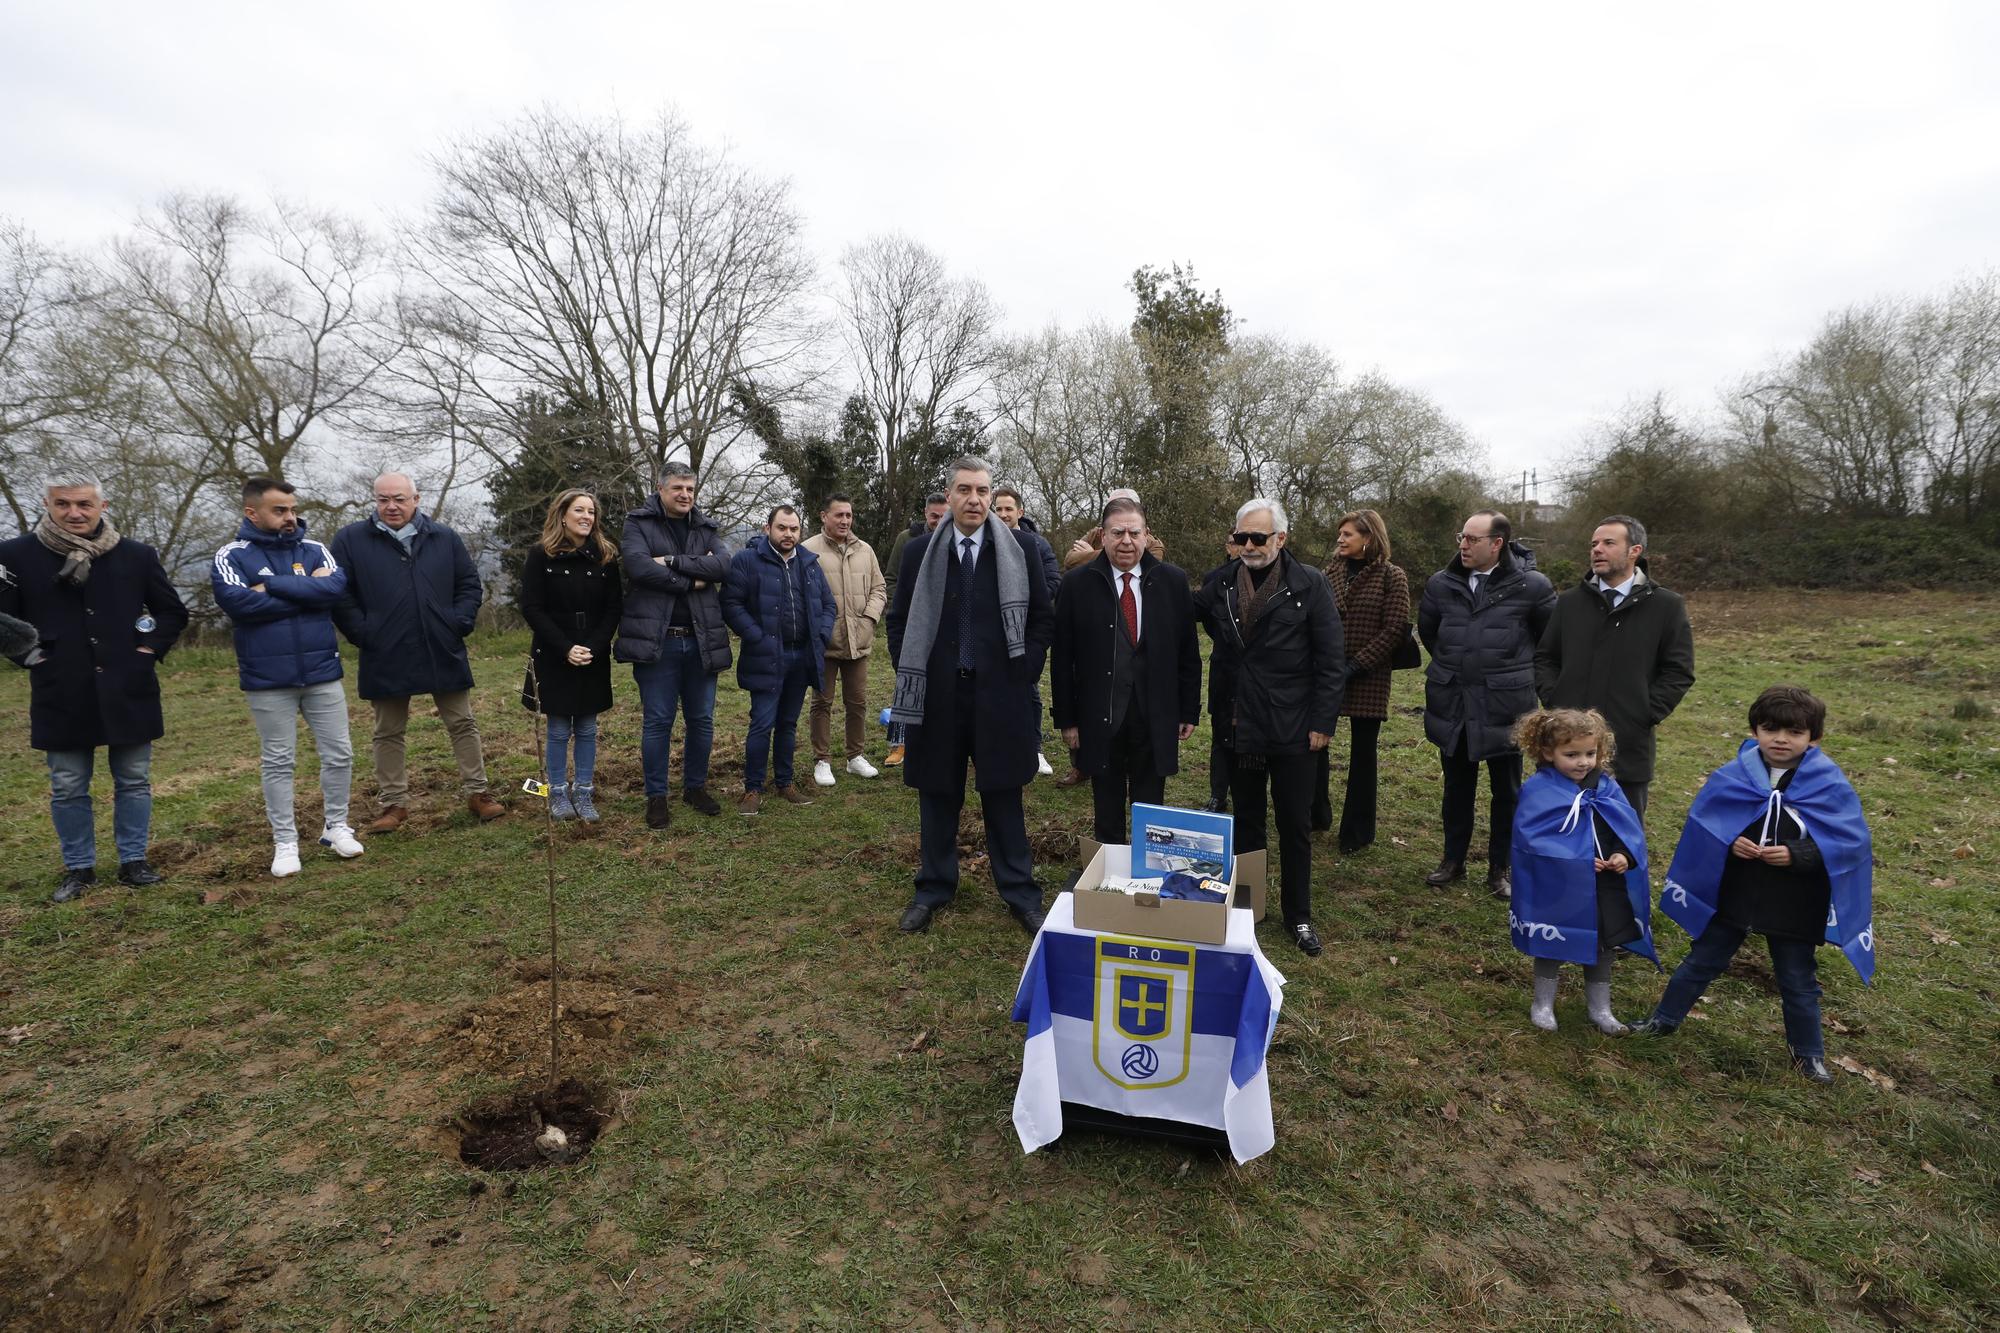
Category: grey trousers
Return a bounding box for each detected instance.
[247,680,353,843]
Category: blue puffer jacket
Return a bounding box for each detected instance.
[720,535,837,691]
[211,518,349,692]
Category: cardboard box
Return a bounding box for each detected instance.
[1070,842,1269,945]
[1080,837,1267,921]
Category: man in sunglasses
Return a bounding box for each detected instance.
[1417,509,1556,898]
[1194,499,1344,956]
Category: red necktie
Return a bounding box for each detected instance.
[1120,572,1139,644]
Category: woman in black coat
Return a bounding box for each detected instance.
[519,490,623,822]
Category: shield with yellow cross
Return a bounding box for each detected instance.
[1092,934,1194,1090]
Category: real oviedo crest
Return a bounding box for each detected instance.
[1093,935,1194,1090]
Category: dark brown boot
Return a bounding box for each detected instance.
[468,792,506,822]
[776,785,814,806]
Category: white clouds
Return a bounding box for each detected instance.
[3,0,1995,482]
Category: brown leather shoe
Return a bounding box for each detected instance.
[468,792,506,822]
[884,744,905,766]
[365,805,409,834]
[738,790,761,816]
[776,785,814,806]
[1055,766,1084,789]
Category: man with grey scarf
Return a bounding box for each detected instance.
[1,476,189,902]
[885,457,1056,935]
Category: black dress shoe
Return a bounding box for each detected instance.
[898,903,936,933]
[1199,797,1228,814]
[1337,838,1371,856]
[1793,1053,1834,1084]
[646,795,672,829]
[682,787,722,817]
[1291,923,1324,957]
[52,866,95,904]
[1015,906,1047,935]
[117,859,164,887]
[1423,859,1464,887]
[1487,869,1512,901]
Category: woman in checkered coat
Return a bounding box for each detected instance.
[1313,509,1411,853]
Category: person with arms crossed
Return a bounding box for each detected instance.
[212,478,364,876]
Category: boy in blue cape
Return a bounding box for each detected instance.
[1510,709,1658,1034]
[1634,685,1875,1083]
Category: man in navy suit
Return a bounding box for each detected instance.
[885,457,1056,934]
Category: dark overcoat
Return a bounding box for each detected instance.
[1050,552,1201,777]
[330,515,484,700]
[1195,551,1345,755]
[1417,546,1556,761]
[519,545,623,717]
[1324,557,1412,720]
[1533,562,1695,783]
[719,535,837,692]
[615,494,732,673]
[886,526,1055,794]
[0,532,189,750]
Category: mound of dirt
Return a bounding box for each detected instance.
[0,1130,186,1332]
[440,962,684,1083]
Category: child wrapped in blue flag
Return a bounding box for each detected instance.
[1633,685,1874,1084]
[1509,709,1658,1034]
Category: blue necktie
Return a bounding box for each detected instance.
[957,536,976,669]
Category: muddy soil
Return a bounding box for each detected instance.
[0,1130,185,1332]
[456,1078,611,1171]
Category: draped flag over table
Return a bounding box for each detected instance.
[1011,895,1285,1164]
[1661,739,1876,983]
[1510,768,1658,967]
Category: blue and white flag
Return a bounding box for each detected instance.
[1510,768,1658,967]
[1011,896,1286,1164]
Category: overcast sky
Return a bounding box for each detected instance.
[5,0,1997,496]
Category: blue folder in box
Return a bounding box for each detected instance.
[1130,803,1234,882]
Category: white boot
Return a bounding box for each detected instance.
[1530,972,1559,1031]
[1036,752,1055,776]
[813,760,837,787]
[271,842,301,878]
[319,825,365,858]
[846,754,880,778]
[1586,981,1629,1035]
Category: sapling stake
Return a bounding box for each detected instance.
[525,657,561,1092]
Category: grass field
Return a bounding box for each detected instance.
[2,589,1996,1331]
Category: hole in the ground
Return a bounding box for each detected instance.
[0,1131,186,1331]
[455,1078,610,1172]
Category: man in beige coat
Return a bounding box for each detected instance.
[803,493,888,786]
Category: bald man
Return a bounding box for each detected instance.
[330,472,503,829]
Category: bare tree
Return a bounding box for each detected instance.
[404,106,819,524]
[837,234,999,526]
[0,219,118,529]
[989,322,1144,535]
[1906,273,2000,522]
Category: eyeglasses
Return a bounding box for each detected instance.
[1104,527,1145,541]
[1230,531,1274,547]
[1457,533,1498,545]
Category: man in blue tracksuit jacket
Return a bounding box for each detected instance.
[720,505,836,813]
[212,478,364,878]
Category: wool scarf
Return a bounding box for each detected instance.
[890,516,1029,724]
[36,512,122,586]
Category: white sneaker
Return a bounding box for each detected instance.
[320,825,365,859]
[813,760,837,787]
[1036,752,1055,776]
[271,843,301,878]
[846,755,880,778]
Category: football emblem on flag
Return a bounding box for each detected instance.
[1093,936,1194,1090]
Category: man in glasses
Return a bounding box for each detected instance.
[1417,509,1555,897]
[1051,496,1201,846]
[1194,499,1344,957]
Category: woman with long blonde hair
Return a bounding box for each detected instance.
[518,489,623,821]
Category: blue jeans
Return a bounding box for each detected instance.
[632,637,717,796]
[1653,919,1824,1058]
[744,647,812,792]
[46,744,153,869]
[547,714,600,790]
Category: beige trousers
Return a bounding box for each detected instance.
[370,690,488,805]
[810,657,870,761]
